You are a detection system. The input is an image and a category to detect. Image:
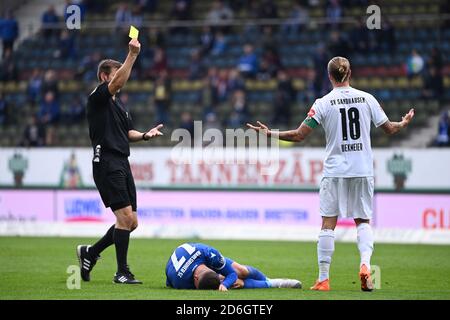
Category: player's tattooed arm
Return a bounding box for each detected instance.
[246,120,314,142]
[380,108,415,135]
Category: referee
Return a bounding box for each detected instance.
[76,38,163,284]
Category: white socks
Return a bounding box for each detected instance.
[357,223,374,270]
[317,229,335,281]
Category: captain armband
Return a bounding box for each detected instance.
[303,116,319,129]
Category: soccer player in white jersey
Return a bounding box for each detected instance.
[247,56,415,291]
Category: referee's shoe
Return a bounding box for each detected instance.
[77,245,100,281]
[113,265,143,284]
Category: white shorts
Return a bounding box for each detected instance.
[319,177,374,219]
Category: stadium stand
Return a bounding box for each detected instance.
[0,0,449,148]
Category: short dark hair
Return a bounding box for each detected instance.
[97,59,122,81]
[197,271,220,290]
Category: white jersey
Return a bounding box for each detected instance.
[309,86,388,177]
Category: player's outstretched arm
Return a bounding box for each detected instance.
[246,120,314,142]
[108,38,141,96]
[128,124,163,142]
[380,108,415,135]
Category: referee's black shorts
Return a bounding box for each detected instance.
[93,153,137,212]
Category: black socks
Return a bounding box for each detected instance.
[90,224,115,257]
[114,228,130,274]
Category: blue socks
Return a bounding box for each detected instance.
[243,279,270,289]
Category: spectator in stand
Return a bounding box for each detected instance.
[203,67,218,109]
[0,92,8,125]
[406,49,425,77]
[283,1,309,34]
[258,0,278,19]
[64,96,85,124]
[206,0,234,32]
[115,3,132,31]
[148,27,165,48]
[21,114,46,147]
[41,5,60,39]
[56,29,76,59]
[238,44,259,78]
[227,68,245,93]
[150,47,168,79]
[327,30,350,58]
[259,26,282,78]
[153,71,171,125]
[188,49,205,80]
[210,31,227,56]
[41,70,59,101]
[349,19,369,54]
[170,0,191,34]
[38,91,60,124]
[313,44,329,96]
[326,0,342,28]
[202,111,221,146]
[179,111,195,145]
[428,47,443,71]
[257,57,277,80]
[199,26,214,57]
[214,69,229,103]
[434,111,450,147]
[0,11,19,57]
[27,69,43,106]
[272,70,295,126]
[84,0,107,13]
[422,67,444,101]
[130,6,144,29]
[304,69,321,104]
[377,18,396,53]
[241,0,260,36]
[135,0,158,14]
[0,48,18,81]
[424,47,443,100]
[76,51,101,81]
[227,89,249,127]
[260,26,281,72]
[45,125,57,146]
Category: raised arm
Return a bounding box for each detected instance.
[246,119,315,143]
[380,108,415,135]
[108,38,141,96]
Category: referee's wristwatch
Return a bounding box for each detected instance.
[142,132,150,141]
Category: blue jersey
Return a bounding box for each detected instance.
[165,243,237,289]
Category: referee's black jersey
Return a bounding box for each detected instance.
[87,82,134,157]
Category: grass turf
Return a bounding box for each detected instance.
[0,237,449,300]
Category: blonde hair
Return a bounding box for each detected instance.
[327,56,351,83]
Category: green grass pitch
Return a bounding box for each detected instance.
[0,237,449,300]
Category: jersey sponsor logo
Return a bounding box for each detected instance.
[307,107,316,117]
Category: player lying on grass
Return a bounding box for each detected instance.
[166,242,301,291]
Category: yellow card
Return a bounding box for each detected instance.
[129,25,139,39]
